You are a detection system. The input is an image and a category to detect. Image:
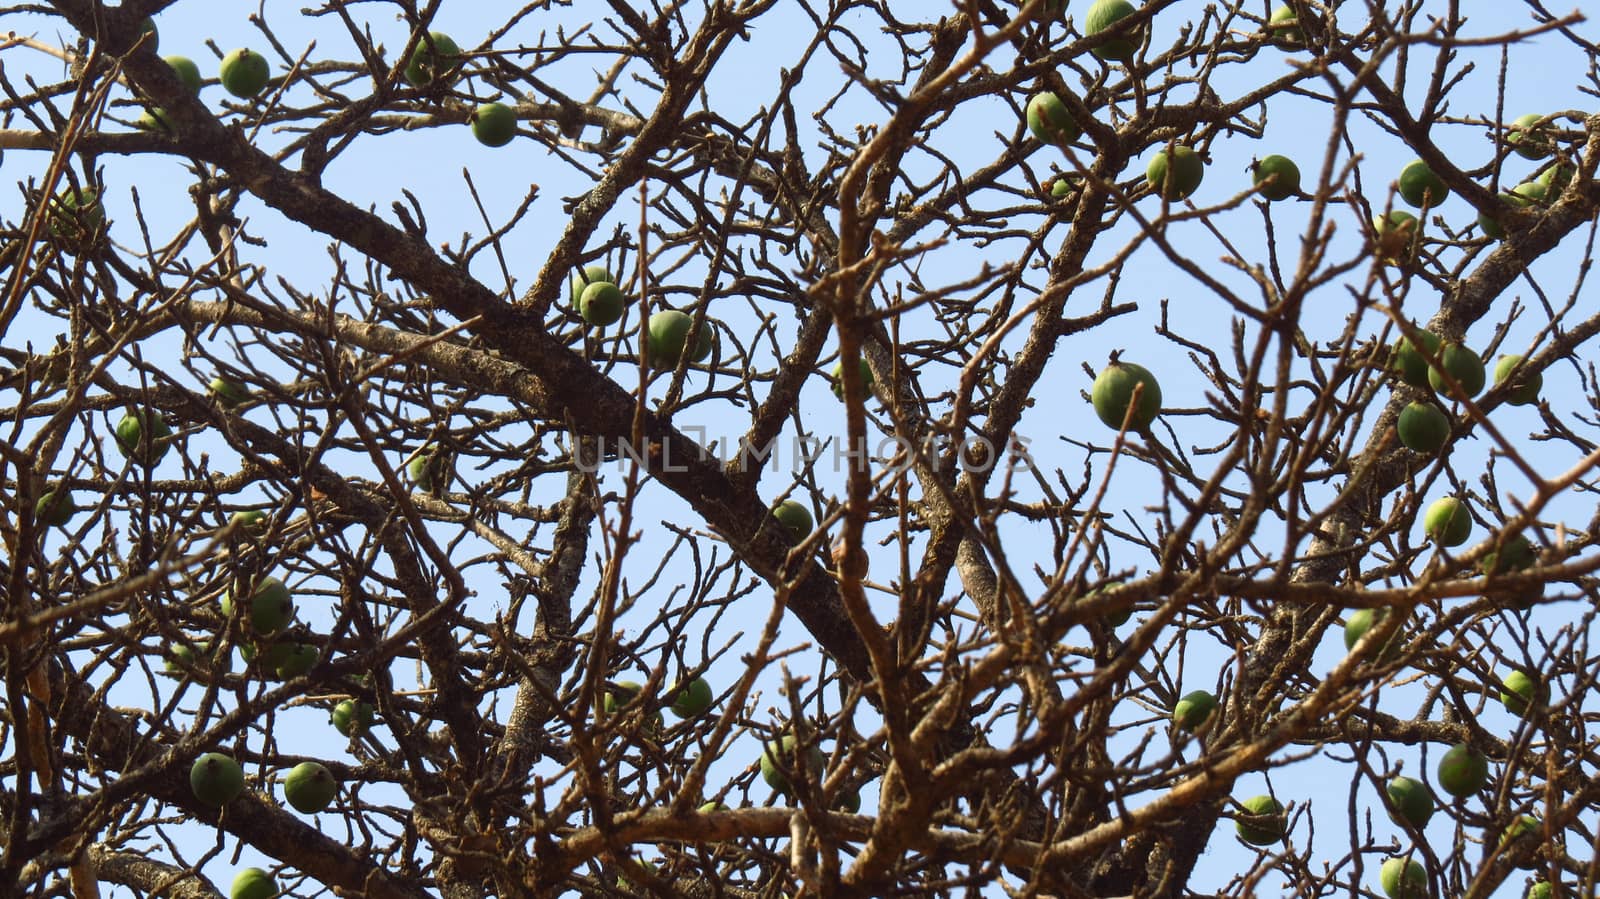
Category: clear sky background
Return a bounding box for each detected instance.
[4,1,1599,896]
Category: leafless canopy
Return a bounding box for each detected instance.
[2,0,1600,897]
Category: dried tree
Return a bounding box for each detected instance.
[1,1,1598,897]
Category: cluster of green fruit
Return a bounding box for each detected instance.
[1390,326,1542,455]
[604,675,716,730]
[132,16,276,133]
[567,262,718,366]
[189,751,339,813]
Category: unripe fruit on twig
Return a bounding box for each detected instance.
[1091,361,1162,431]
[1507,114,1554,160]
[1390,328,1441,388]
[1344,608,1404,664]
[1234,794,1286,845]
[34,489,75,528]
[831,358,874,399]
[114,410,173,467]
[1423,497,1472,547]
[1398,159,1449,208]
[1084,0,1141,62]
[1372,210,1419,265]
[1266,5,1304,48]
[578,281,626,327]
[1436,743,1488,797]
[1146,145,1204,200]
[1427,342,1485,398]
[1396,402,1449,454]
[230,868,277,899]
[163,55,202,95]
[1252,154,1300,201]
[190,752,245,806]
[1493,355,1542,406]
[1025,92,1080,145]
[332,699,375,738]
[282,761,338,813]
[218,49,271,99]
[221,576,294,636]
[471,102,517,147]
[1379,857,1428,899]
[1171,690,1216,731]
[668,676,714,718]
[1498,669,1545,716]
[760,733,826,794]
[771,500,814,541]
[405,32,461,87]
[645,310,715,368]
[1385,776,1434,828]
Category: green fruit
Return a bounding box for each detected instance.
[1385,776,1435,828]
[135,108,174,133]
[1234,794,1286,845]
[1537,161,1575,195]
[1528,883,1553,899]
[138,17,159,52]
[409,447,451,493]
[1436,743,1488,797]
[1508,114,1554,160]
[1482,533,1536,576]
[603,681,644,715]
[1084,0,1141,62]
[1427,342,1486,398]
[1025,91,1080,146]
[1253,154,1301,201]
[230,868,277,899]
[1091,361,1162,431]
[771,500,814,541]
[578,281,626,327]
[190,752,245,806]
[668,676,714,718]
[1501,815,1543,868]
[230,510,269,535]
[273,643,318,679]
[221,576,294,635]
[1171,690,1217,731]
[1479,202,1509,240]
[470,101,517,147]
[34,488,75,528]
[1396,402,1450,454]
[282,761,338,813]
[114,410,173,467]
[1091,581,1132,627]
[1509,180,1549,208]
[1391,328,1441,388]
[1146,145,1205,201]
[831,358,875,399]
[1380,857,1428,899]
[1397,159,1449,208]
[164,641,230,677]
[1373,210,1420,265]
[644,310,715,368]
[569,264,615,306]
[1267,5,1305,48]
[405,31,461,87]
[699,800,724,812]
[1423,497,1472,547]
[49,187,104,243]
[1344,608,1404,663]
[1049,176,1076,199]
[331,699,374,738]
[760,734,826,794]
[1499,669,1545,716]
[218,49,271,99]
[209,377,249,408]
[163,55,202,95]
[1493,355,1542,406]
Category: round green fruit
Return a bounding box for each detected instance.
[1379,857,1428,899]
[135,108,174,133]
[1385,776,1435,828]
[1267,5,1305,48]
[1482,533,1536,577]
[1396,402,1450,454]
[1427,342,1486,398]
[1508,114,1554,160]
[49,187,104,243]
[645,310,715,368]
[578,281,626,327]
[1493,355,1542,406]
[408,447,450,493]
[1398,159,1449,208]
[1391,328,1441,388]
[164,641,230,677]
[331,699,375,738]
[208,376,249,408]
[1091,361,1162,431]
[771,499,814,541]
[1084,0,1141,62]
[1344,608,1404,664]
[1025,91,1080,146]
[1049,176,1076,199]
[1501,815,1543,868]
[1372,210,1420,265]
[273,643,318,679]
[282,761,338,813]
[1234,794,1286,845]
[114,410,173,467]
[1146,145,1205,201]
[163,55,202,95]
[405,31,461,87]
[221,576,294,635]
[569,264,615,307]
[190,752,245,806]
[218,49,271,99]
[831,358,874,399]
[470,101,517,147]
[230,868,277,899]
[1253,154,1301,201]
[34,489,76,528]
[138,17,159,52]
[1509,180,1549,209]
[760,734,826,794]
[668,676,714,718]
[1527,883,1553,899]
[1171,689,1217,731]
[230,510,269,535]
[1423,497,1472,547]
[1499,669,1544,716]
[1538,161,1575,195]
[1436,742,1488,797]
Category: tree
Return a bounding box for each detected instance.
[0,1,1596,896]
